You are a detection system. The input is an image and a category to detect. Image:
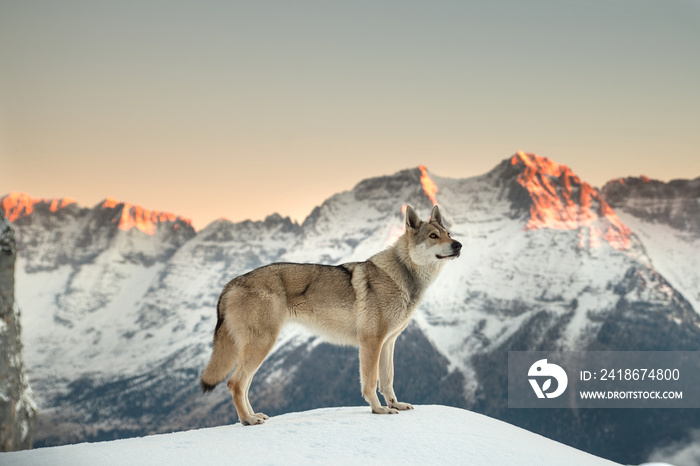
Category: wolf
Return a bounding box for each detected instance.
[200,204,461,425]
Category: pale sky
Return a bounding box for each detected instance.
[1,0,698,230]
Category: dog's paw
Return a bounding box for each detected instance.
[388,400,413,411]
[255,412,270,420]
[372,406,399,415]
[242,414,266,426]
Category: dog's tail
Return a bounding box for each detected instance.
[200,290,238,393]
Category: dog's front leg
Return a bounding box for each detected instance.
[378,335,413,411]
[359,337,398,414]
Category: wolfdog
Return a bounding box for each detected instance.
[200,205,461,425]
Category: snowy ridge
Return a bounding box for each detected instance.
[99,197,193,235]
[1,192,77,223]
[601,176,700,236]
[0,406,619,466]
[601,176,700,312]
[2,193,196,273]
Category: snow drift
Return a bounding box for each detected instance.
[1,405,619,466]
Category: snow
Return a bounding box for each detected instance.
[15,257,168,378]
[616,212,700,314]
[0,405,619,466]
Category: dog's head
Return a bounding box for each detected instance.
[404,205,462,266]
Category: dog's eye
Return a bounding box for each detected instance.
[429,233,438,239]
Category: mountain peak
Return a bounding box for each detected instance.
[1,192,77,222]
[509,151,583,186]
[507,152,631,250]
[99,198,193,235]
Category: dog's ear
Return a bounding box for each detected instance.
[405,205,422,231]
[429,205,444,227]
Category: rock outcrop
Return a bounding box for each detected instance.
[0,208,37,451]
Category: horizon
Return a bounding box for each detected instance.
[2,1,698,230]
[2,153,699,231]
[3,152,695,232]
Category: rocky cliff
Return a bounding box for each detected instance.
[0,208,37,451]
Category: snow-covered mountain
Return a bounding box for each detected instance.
[3,153,699,464]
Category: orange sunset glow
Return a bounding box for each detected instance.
[419,166,438,206]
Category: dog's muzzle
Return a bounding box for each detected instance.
[437,241,462,260]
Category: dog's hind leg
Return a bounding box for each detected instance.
[360,336,399,415]
[226,332,277,425]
